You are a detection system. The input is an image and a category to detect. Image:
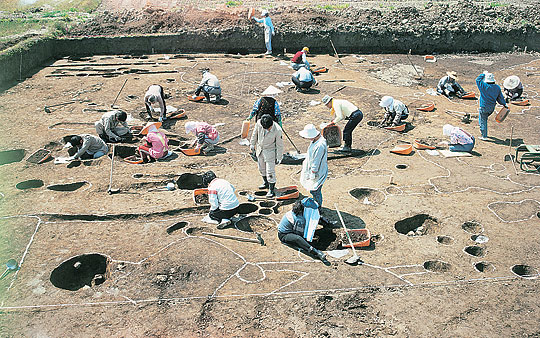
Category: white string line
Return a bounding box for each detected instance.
[487,199,540,223]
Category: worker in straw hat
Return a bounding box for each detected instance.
[442,124,475,153]
[252,9,275,55]
[201,170,240,229]
[65,134,108,160]
[144,84,167,122]
[193,68,221,103]
[378,96,409,127]
[291,65,317,92]
[291,47,310,70]
[137,121,170,162]
[185,121,220,155]
[250,114,284,197]
[321,95,363,152]
[299,124,336,228]
[437,71,466,98]
[476,71,508,140]
[246,85,282,126]
[95,110,131,143]
[503,75,523,102]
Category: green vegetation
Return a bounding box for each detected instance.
[317,4,349,10]
[225,0,242,7]
[489,1,509,7]
[0,0,100,13]
[0,19,44,37]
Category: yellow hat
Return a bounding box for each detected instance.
[140,121,162,135]
[302,47,309,53]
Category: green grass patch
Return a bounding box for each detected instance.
[225,0,242,7]
[0,19,44,37]
[0,0,101,13]
[317,4,349,11]
[489,1,509,7]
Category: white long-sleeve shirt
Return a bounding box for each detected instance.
[199,72,220,88]
[207,178,240,211]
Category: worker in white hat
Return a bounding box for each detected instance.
[291,47,310,70]
[476,71,508,140]
[378,96,409,127]
[321,95,363,152]
[437,71,466,98]
[137,121,169,162]
[503,75,523,102]
[252,9,275,55]
[144,84,167,122]
[185,121,220,155]
[442,124,475,152]
[299,124,336,228]
[193,68,221,103]
[246,85,282,126]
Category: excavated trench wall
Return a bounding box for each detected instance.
[1,27,539,85]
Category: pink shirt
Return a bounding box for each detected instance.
[146,131,169,158]
[193,122,218,140]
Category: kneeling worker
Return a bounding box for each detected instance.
[321,95,363,152]
[144,84,167,122]
[95,110,131,143]
[193,68,221,103]
[66,134,108,160]
[201,171,240,229]
[442,124,475,152]
[437,71,466,98]
[185,121,220,155]
[292,65,316,92]
[290,47,310,70]
[379,96,409,127]
[503,75,523,102]
[137,122,169,162]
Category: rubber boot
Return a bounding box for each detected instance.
[266,183,276,198]
[310,246,327,261]
[258,176,269,190]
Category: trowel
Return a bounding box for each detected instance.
[0,259,18,280]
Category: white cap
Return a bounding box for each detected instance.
[484,73,495,83]
[261,85,282,96]
[443,124,454,136]
[322,95,332,104]
[379,96,394,108]
[299,124,320,139]
[261,10,269,16]
[185,121,197,134]
[503,75,520,90]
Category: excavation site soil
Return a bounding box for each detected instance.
[1,4,540,338]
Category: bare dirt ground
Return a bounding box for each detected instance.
[0,48,540,337]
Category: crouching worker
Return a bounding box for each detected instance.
[201,171,240,229]
[442,124,475,152]
[95,110,131,143]
[379,96,409,127]
[292,65,316,92]
[278,199,328,263]
[144,84,167,122]
[290,47,310,70]
[185,121,220,155]
[437,71,466,98]
[137,122,169,163]
[66,134,108,160]
[503,76,523,102]
[250,114,284,197]
[193,68,221,103]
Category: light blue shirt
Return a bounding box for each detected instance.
[253,16,274,34]
[293,67,314,82]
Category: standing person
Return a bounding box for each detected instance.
[144,84,167,122]
[278,199,328,263]
[442,124,475,152]
[437,71,466,98]
[250,114,284,197]
[95,110,131,143]
[137,121,169,162]
[252,10,275,55]
[290,47,310,70]
[298,124,335,227]
[193,68,221,103]
[378,96,409,127]
[246,86,282,126]
[65,134,108,160]
[201,171,240,229]
[185,121,220,155]
[292,65,316,92]
[476,71,508,140]
[503,75,523,102]
[321,95,363,152]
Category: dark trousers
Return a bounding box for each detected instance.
[292,76,314,89]
[195,85,211,102]
[278,232,311,252]
[343,110,363,147]
[209,206,239,222]
[145,86,166,118]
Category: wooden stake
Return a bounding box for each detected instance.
[329,39,343,65]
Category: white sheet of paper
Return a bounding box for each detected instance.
[425,149,439,156]
[54,157,72,164]
[152,105,177,113]
[439,149,473,157]
[327,249,350,259]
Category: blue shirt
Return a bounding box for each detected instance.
[278,211,305,234]
[293,67,314,82]
[248,98,282,125]
[253,16,274,33]
[476,73,507,111]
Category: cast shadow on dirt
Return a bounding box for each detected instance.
[280,149,379,165]
[484,137,524,147]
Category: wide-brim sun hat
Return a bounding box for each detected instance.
[503,75,520,90]
[446,71,458,80]
[261,85,282,96]
[141,121,162,135]
[379,96,394,108]
[443,124,454,136]
[299,124,320,139]
[185,121,197,134]
[321,95,332,105]
[484,72,496,83]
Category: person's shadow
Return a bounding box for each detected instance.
[484,137,523,147]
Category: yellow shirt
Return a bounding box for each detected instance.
[331,99,358,123]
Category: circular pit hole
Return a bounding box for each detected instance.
[462,221,483,234]
[395,164,408,170]
[259,201,276,208]
[511,264,539,279]
[464,245,485,257]
[471,234,489,244]
[16,179,44,190]
[423,260,451,272]
[474,261,495,273]
[436,235,454,245]
[259,208,272,215]
[50,253,109,291]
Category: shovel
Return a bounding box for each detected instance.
[335,204,362,265]
[107,145,120,194]
[0,259,18,280]
[111,78,128,108]
[44,101,75,113]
